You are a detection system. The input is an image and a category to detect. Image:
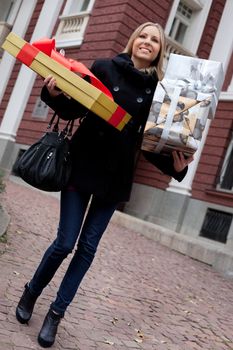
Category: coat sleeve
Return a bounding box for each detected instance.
[40,83,90,121]
[142,150,188,182]
[40,59,111,120]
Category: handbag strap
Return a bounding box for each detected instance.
[47,111,74,137]
[62,119,74,137]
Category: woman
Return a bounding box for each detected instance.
[16,22,193,348]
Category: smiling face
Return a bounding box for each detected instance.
[131,25,161,70]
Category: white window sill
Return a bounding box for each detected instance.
[220,91,233,101]
[55,37,83,49]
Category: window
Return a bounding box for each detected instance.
[165,0,212,54]
[55,0,95,48]
[0,0,21,50]
[169,2,193,45]
[200,208,232,243]
[219,135,233,191]
[0,1,15,22]
[68,0,90,13]
[32,98,49,120]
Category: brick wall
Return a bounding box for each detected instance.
[134,152,172,190]
[192,100,233,207]
[2,0,173,147]
[197,0,226,59]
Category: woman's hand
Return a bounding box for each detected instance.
[44,75,62,97]
[172,151,194,173]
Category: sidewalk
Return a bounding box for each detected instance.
[0,178,233,350]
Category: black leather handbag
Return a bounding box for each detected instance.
[13,112,74,192]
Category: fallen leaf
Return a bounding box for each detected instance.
[134,338,143,343]
[184,310,191,315]
[221,335,231,342]
[137,329,144,339]
[104,339,114,345]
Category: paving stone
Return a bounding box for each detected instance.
[0,179,233,349]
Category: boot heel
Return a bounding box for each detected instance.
[16,283,38,324]
[38,309,62,348]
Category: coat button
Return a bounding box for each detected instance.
[145,88,151,94]
[137,97,143,103]
[113,86,119,92]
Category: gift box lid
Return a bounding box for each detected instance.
[164,53,224,119]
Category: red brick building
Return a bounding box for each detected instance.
[0,0,232,249]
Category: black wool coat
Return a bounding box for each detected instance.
[41,53,187,203]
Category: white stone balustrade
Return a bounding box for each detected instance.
[55,11,90,48]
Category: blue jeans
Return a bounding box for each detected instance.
[29,189,118,316]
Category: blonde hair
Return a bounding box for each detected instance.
[123,22,166,80]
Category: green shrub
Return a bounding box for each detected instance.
[0,169,5,193]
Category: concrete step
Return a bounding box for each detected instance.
[112,210,233,277]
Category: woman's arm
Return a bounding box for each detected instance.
[41,76,89,120]
[142,150,193,182]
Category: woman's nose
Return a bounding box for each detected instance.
[144,37,151,45]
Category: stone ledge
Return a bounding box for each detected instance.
[112,210,233,277]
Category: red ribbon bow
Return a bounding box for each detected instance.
[30,37,113,99]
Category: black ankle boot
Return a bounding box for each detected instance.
[38,309,62,348]
[16,283,38,324]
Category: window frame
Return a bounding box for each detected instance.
[165,0,212,54]
[62,0,94,14]
[218,134,233,192]
[0,0,22,50]
[0,0,22,25]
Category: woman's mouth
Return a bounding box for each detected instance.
[139,47,151,53]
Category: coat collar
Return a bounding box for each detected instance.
[112,53,158,85]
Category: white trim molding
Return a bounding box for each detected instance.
[220,91,233,101]
[167,0,233,196]
[0,0,37,104]
[0,0,64,142]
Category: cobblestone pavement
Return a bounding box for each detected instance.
[0,179,233,350]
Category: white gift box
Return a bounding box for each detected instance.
[141,53,224,156]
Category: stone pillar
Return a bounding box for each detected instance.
[0,0,37,104]
[0,0,64,170]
